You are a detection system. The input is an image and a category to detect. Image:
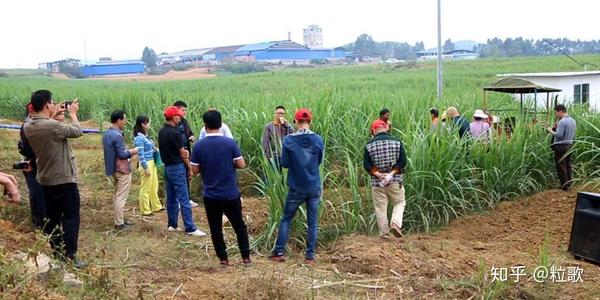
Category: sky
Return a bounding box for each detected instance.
[1,0,598,68]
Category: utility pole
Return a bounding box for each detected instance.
[83,38,88,63]
[436,0,443,101]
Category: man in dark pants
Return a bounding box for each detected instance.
[547,104,576,191]
[19,104,46,228]
[23,90,85,268]
[191,110,251,266]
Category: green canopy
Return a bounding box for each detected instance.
[483,77,561,93]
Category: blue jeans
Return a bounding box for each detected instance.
[273,189,321,259]
[164,164,196,233]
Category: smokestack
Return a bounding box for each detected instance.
[287,31,291,41]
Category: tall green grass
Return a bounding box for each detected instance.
[1,55,600,251]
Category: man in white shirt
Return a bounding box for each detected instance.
[199,108,234,140]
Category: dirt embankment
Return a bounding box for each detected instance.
[1,129,598,298]
[50,67,216,81]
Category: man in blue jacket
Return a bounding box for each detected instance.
[270,108,324,264]
[102,110,138,231]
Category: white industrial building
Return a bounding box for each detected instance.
[303,25,323,49]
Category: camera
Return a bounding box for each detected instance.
[13,161,29,170]
[61,100,73,110]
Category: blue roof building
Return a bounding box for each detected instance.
[233,41,346,63]
[80,60,145,77]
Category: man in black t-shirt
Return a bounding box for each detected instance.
[173,100,199,207]
[19,103,47,228]
[158,106,206,236]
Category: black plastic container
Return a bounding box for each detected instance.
[568,192,600,265]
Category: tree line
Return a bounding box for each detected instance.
[345,34,600,60]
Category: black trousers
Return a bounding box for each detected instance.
[42,183,80,260]
[203,197,250,261]
[23,171,47,228]
[553,144,573,190]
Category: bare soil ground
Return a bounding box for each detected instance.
[50,68,216,81]
[0,130,598,299]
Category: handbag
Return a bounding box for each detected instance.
[153,148,164,167]
[115,158,131,174]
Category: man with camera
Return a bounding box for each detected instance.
[23,90,86,268]
[17,101,70,228]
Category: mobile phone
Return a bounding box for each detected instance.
[13,161,29,170]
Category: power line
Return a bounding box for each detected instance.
[543,39,598,70]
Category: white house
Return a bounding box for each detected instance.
[416,49,479,60]
[498,71,600,111]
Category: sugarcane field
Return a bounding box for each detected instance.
[1,1,600,299]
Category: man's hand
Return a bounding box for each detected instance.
[23,160,33,173]
[182,149,190,159]
[5,174,17,185]
[52,105,66,115]
[189,136,196,143]
[67,98,79,115]
[279,117,287,124]
[546,127,555,134]
[5,188,20,204]
[374,171,386,180]
[1,173,20,204]
[129,148,139,155]
[144,169,151,177]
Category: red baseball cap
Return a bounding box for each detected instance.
[294,108,312,122]
[370,119,388,133]
[163,106,184,119]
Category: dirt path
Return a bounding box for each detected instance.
[0,130,598,299]
[49,67,216,81]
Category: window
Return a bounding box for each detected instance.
[574,83,590,104]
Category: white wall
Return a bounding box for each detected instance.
[515,75,600,111]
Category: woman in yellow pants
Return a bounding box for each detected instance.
[133,116,163,216]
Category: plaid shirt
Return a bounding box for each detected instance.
[363,132,407,187]
[262,122,294,158]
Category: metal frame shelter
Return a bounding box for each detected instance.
[483,77,561,123]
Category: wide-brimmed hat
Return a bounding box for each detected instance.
[473,109,488,119]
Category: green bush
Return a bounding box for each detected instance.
[223,63,266,74]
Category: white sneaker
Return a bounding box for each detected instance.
[186,229,207,236]
[189,200,199,207]
[167,226,182,232]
